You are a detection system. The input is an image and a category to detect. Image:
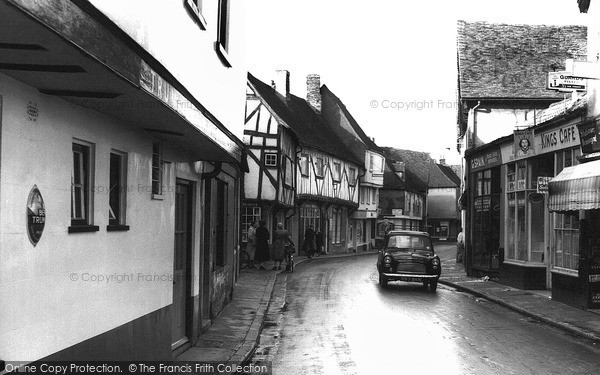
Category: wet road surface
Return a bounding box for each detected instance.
[249,248,600,375]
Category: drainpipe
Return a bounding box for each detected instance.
[464,101,480,277]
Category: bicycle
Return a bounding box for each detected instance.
[284,244,295,273]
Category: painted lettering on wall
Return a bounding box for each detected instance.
[540,125,578,150]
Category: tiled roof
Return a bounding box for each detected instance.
[320,85,380,151]
[382,148,458,189]
[457,21,587,99]
[437,164,461,186]
[382,159,426,193]
[248,73,362,165]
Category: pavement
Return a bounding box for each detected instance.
[176,245,600,372]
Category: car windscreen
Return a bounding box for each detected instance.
[386,235,433,251]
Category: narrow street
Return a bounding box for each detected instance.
[248,244,600,375]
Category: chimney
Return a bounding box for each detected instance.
[440,158,446,165]
[273,70,290,101]
[306,74,321,113]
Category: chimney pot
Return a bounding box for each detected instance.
[274,70,290,101]
[306,74,321,113]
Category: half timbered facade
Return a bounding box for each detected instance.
[244,72,363,253]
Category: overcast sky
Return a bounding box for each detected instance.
[242,0,591,165]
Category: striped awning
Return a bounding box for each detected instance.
[548,159,600,212]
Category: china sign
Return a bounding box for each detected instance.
[547,71,587,92]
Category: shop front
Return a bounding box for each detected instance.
[548,117,600,309]
[466,147,502,277]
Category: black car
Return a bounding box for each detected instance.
[377,230,441,291]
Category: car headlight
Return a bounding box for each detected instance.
[384,256,392,265]
[432,258,440,266]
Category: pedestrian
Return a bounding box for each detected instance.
[456,228,465,263]
[302,224,316,258]
[272,222,294,270]
[315,229,323,256]
[381,218,393,235]
[246,221,258,268]
[255,220,270,270]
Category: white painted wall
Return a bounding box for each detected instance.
[0,73,203,360]
[89,0,247,139]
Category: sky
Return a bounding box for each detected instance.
[242,0,592,165]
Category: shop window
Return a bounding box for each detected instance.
[554,213,580,271]
[241,206,261,242]
[70,141,98,233]
[329,207,343,244]
[108,151,129,231]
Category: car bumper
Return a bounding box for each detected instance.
[381,273,439,282]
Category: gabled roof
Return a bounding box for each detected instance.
[437,164,461,186]
[248,73,362,165]
[457,21,587,99]
[320,85,380,151]
[382,148,458,189]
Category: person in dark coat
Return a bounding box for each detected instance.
[315,229,323,256]
[272,223,293,270]
[302,225,316,258]
[255,220,270,270]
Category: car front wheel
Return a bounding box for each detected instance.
[379,273,388,287]
[429,279,438,292]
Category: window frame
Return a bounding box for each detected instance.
[69,141,99,233]
[349,168,357,186]
[215,0,232,67]
[264,151,278,167]
[185,0,207,29]
[315,157,324,178]
[151,142,164,200]
[333,162,341,182]
[300,153,310,177]
[108,150,130,231]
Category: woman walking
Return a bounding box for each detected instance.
[246,221,258,268]
[255,220,270,270]
[272,222,294,270]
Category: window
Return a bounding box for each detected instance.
[242,206,261,242]
[360,187,368,204]
[70,141,98,232]
[369,152,384,175]
[108,151,129,231]
[152,143,163,198]
[284,156,294,187]
[333,162,341,182]
[300,154,309,176]
[265,152,277,167]
[328,207,343,244]
[349,168,357,186]
[554,213,580,271]
[372,188,377,204]
[185,0,207,29]
[315,157,324,178]
[215,0,232,67]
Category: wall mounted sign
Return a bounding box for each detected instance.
[547,71,587,92]
[27,185,45,246]
[470,148,502,173]
[578,118,600,154]
[514,129,534,156]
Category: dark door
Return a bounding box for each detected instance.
[172,180,192,349]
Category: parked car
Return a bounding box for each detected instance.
[376,230,441,291]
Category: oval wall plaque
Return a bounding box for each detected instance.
[27,185,46,246]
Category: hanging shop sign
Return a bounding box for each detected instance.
[27,185,46,246]
[547,71,587,92]
[577,118,600,154]
[469,148,502,173]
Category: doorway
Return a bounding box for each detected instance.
[172,180,193,349]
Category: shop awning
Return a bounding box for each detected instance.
[548,159,600,212]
